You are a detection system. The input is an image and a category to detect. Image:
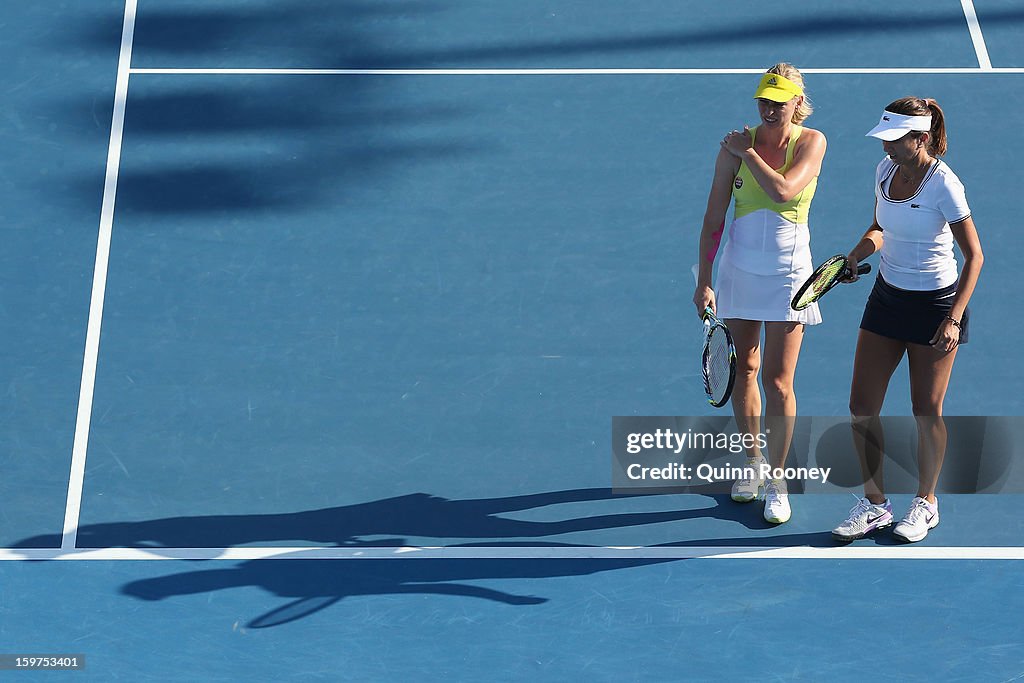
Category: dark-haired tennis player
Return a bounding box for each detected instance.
[832,97,983,543]
[693,63,827,524]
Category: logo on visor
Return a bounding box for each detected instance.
[734,177,743,189]
[767,77,778,85]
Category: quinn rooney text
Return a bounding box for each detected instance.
[625,462,832,484]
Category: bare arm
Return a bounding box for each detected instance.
[930,216,983,350]
[723,127,826,203]
[844,202,884,281]
[693,147,739,315]
[947,216,983,321]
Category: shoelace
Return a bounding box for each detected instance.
[765,482,786,504]
[904,499,931,525]
[740,459,764,482]
[846,494,870,519]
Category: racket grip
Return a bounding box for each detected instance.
[856,263,871,275]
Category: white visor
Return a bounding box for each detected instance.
[865,111,932,141]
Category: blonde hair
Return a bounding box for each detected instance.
[767,63,813,124]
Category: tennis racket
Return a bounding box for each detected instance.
[791,255,871,311]
[701,306,737,407]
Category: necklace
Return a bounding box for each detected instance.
[898,157,933,182]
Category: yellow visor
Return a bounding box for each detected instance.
[753,73,804,102]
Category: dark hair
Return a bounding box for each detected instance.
[885,96,948,156]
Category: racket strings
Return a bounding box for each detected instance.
[795,260,845,308]
[704,326,733,403]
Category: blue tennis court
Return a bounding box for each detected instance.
[2,1,1024,679]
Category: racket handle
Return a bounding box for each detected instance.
[856,263,871,275]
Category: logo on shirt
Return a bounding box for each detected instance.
[882,116,890,121]
[734,177,743,189]
[911,204,921,208]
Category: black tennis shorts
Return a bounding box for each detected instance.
[860,275,969,346]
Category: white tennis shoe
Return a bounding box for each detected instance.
[763,479,791,524]
[832,496,893,542]
[893,497,939,543]
[730,456,766,503]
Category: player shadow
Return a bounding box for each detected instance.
[100,489,803,628]
[120,556,676,629]
[13,487,779,549]
[656,529,837,548]
[11,488,863,626]
[7,485,757,628]
[658,521,951,548]
[101,489,862,628]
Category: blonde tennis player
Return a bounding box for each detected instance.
[693,63,827,524]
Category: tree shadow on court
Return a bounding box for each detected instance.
[52,1,486,217]
[77,2,1024,70]
[56,0,1024,219]
[82,80,484,216]
[336,7,1024,69]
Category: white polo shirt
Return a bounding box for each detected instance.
[874,156,971,291]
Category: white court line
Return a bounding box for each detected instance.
[61,0,138,551]
[55,22,1014,558]
[2,546,1023,561]
[129,67,1024,75]
[961,0,993,70]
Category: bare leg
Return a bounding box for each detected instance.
[906,342,959,503]
[849,330,906,504]
[761,321,805,470]
[725,319,763,459]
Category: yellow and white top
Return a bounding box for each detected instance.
[715,125,821,324]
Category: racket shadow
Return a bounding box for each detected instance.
[121,555,675,629]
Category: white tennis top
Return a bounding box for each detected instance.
[874,156,971,291]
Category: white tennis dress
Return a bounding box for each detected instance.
[715,125,821,324]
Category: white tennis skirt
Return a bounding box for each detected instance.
[714,218,821,325]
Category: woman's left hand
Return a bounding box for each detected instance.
[930,317,961,352]
[721,126,753,157]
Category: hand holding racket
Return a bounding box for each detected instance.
[690,263,736,407]
[701,306,737,407]
[791,254,871,311]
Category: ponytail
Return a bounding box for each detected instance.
[885,96,948,156]
[923,99,947,156]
